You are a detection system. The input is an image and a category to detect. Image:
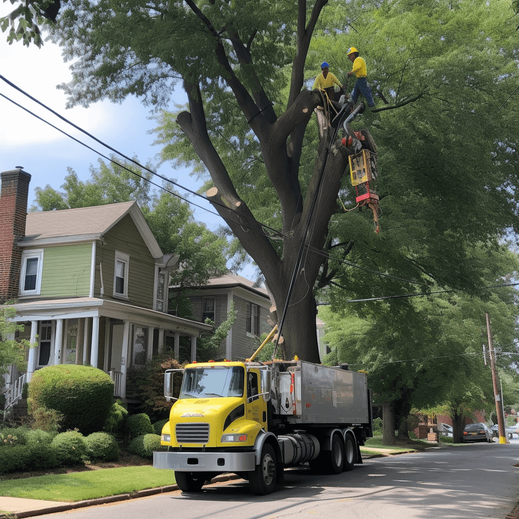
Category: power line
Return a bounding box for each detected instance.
[0,74,427,289]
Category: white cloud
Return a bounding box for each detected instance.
[0,4,121,147]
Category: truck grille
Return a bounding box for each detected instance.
[176,423,210,444]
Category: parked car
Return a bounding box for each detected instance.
[462,423,493,443]
[439,423,453,437]
[506,423,519,439]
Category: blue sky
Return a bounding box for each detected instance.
[0,5,220,232]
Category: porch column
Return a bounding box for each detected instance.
[147,327,154,363]
[157,328,165,354]
[90,316,100,368]
[27,320,38,381]
[83,317,90,365]
[120,321,131,399]
[190,335,197,362]
[174,333,180,360]
[54,319,64,365]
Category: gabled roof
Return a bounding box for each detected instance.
[18,202,162,258]
[189,273,269,299]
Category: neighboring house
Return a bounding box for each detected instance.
[0,168,212,410]
[184,273,272,360]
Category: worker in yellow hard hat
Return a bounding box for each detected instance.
[313,61,343,102]
[347,47,375,109]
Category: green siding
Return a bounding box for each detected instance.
[96,214,156,308]
[40,244,92,297]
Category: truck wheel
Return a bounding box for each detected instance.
[249,443,277,495]
[343,434,356,471]
[325,434,344,474]
[175,471,207,492]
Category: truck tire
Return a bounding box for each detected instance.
[175,471,207,492]
[343,434,356,471]
[249,443,277,495]
[325,434,344,474]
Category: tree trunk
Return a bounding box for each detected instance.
[382,402,396,446]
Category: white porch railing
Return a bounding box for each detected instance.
[4,373,27,410]
[109,370,123,397]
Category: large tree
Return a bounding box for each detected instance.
[320,244,519,445]
[3,0,519,362]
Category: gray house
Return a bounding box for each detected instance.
[185,273,272,360]
[0,168,212,410]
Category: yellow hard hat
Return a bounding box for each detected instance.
[347,47,358,55]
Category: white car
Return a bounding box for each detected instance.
[506,423,519,438]
[438,423,453,437]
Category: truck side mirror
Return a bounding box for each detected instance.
[260,369,271,402]
[164,369,183,401]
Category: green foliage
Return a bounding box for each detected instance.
[152,419,168,436]
[127,357,181,421]
[25,428,57,447]
[0,426,28,447]
[103,400,128,434]
[372,417,383,436]
[29,406,64,432]
[125,413,154,442]
[0,304,34,374]
[127,434,165,459]
[0,444,34,474]
[84,432,120,462]
[28,365,114,434]
[51,431,87,467]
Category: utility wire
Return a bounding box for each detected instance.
[0,75,428,290]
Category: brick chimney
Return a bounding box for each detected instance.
[0,168,31,304]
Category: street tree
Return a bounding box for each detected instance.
[320,244,519,445]
[2,0,519,363]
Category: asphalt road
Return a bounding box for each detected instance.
[44,440,519,519]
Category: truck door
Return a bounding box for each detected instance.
[246,369,267,429]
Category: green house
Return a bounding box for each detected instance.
[0,168,211,409]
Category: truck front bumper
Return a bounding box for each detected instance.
[153,450,256,472]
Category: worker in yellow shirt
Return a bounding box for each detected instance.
[347,47,375,108]
[313,62,343,102]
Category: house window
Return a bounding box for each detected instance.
[113,251,129,298]
[202,297,215,322]
[38,321,53,366]
[20,250,43,296]
[247,303,260,336]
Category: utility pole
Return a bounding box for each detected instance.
[486,312,507,444]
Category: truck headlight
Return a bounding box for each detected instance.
[221,434,248,443]
[161,434,171,442]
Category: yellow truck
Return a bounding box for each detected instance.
[153,359,372,495]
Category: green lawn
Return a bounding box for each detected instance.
[0,467,176,502]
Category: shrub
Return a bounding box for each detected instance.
[153,419,168,436]
[0,426,29,447]
[104,400,128,434]
[85,432,119,462]
[127,355,181,421]
[125,413,153,441]
[25,428,56,446]
[51,431,87,467]
[27,442,58,470]
[0,444,33,474]
[127,434,165,459]
[29,406,64,432]
[28,365,114,434]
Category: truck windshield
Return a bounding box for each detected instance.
[180,366,244,399]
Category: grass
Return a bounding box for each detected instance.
[0,467,176,502]
[360,435,431,456]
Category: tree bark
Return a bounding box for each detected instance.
[382,402,396,445]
